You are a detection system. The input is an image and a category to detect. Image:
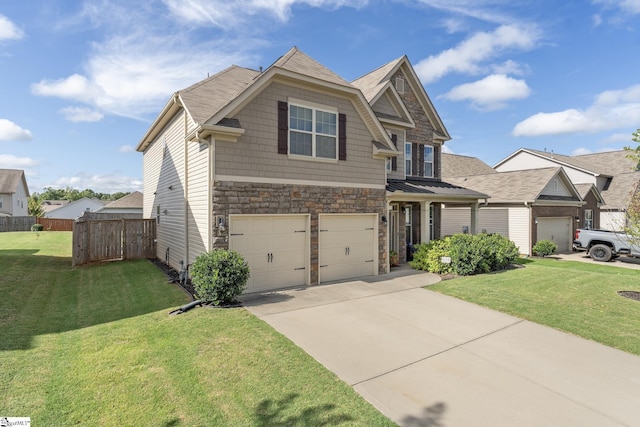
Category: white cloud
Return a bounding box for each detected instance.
[592,14,603,27]
[0,119,33,141]
[513,84,640,137]
[572,147,593,156]
[593,0,640,14]
[441,144,454,154]
[59,107,104,122]
[606,132,636,143]
[118,145,134,153]
[441,74,531,110]
[31,33,251,120]
[52,173,143,193]
[0,154,38,168]
[162,0,369,29]
[413,0,515,24]
[0,15,23,41]
[414,24,540,83]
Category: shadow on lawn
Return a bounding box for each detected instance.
[0,250,187,352]
[254,393,353,426]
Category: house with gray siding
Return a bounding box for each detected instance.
[137,48,485,293]
[0,169,29,217]
[443,163,585,255]
[494,149,638,231]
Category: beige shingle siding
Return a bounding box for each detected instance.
[215,81,385,186]
[143,112,187,270]
[373,94,398,117]
[186,140,210,265]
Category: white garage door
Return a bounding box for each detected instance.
[319,214,377,283]
[537,217,572,253]
[229,215,309,293]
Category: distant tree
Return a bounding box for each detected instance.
[28,195,44,217]
[34,187,131,203]
[623,129,640,241]
[624,128,640,164]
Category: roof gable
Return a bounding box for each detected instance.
[138,47,397,153]
[351,55,449,140]
[446,167,582,204]
[0,169,28,195]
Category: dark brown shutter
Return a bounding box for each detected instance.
[418,144,425,177]
[338,113,347,161]
[391,134,397,171]
[412,143,418,176]
[278,101,288,154]
[434,145,440,179]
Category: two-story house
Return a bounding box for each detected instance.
[0,169,29,217]
[137,48,485,293]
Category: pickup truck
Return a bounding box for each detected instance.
[573,228,640,262]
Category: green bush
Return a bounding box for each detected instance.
[31,223,44,232]
[410,239,454,275]
[532,240,557,257]
[190,249,250,305]
[410,233,519,276]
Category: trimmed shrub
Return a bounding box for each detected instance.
[410,239,454,275]
[31,223,44,232]
[411,233,519,276]
[532,240,557,257]
[190,249,250,305]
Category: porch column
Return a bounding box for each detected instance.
[470,202,479,234]
[420,201,431,243]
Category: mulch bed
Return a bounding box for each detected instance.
[150,258,196,298]
[617,291,640,301]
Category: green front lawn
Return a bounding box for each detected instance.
[428,257,640,356]
[0,232,394,426]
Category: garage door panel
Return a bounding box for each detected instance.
[538,217,571,253]
[319,214,377,284]
[230,215,309,293]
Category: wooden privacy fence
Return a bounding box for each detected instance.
[0,216,35,232]
[72,219,156,266]
[37,217,74,231]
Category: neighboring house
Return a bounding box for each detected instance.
[96,191,143,216]
[0,169,29,217]
[441,153,496,178]
[41,200,70,217]
[444,163,585,255]
[44,197,105,219]
[494,149,639,231]
[137,47,485,293]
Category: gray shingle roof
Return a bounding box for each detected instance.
[446,167,577,204]
[103,191,143,209]
[179,65,260,125]
[600,172,639,209]
[351,56,403,102]
[0,169,26,194]
[271,47,352,86]
[441,153,496,178]
[387,178,487,198]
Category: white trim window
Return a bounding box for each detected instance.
[424,146,434,178]
[584,209,594,229]
[289,103,337,159]
[405,142,412,176]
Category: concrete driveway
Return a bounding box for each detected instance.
[242,268,640,427]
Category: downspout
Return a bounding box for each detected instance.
[525,201,532,256]
[209,134,215,251]
[184,111,189,266]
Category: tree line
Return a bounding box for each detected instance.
[28,187,131,217]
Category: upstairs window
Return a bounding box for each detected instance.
[424,146,434,178]
[0,195,3,209]
[289,104,337,159]
[405,143,412,176]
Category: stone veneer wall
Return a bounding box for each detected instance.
[393,70,441,179]
[212,181,387,284]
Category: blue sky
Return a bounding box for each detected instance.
[1,0,639,194]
